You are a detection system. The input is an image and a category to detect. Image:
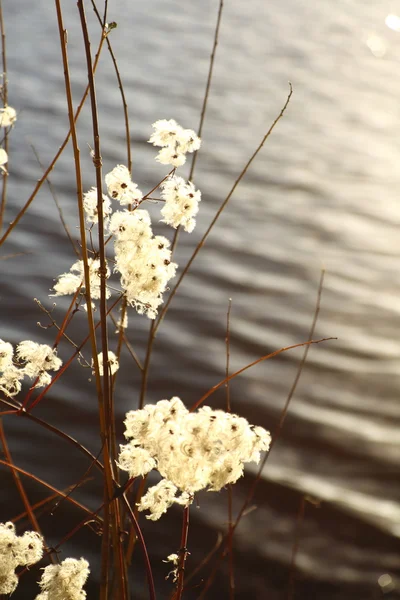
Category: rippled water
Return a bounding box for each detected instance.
[1,0,400,598]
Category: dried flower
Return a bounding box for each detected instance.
[83,187,112,224]
[118,397,271,519]
[92,350,119,376]
[149,119,201,167]
[52,258,111,300]
[0,106,17,127]
[160,175,201,232]
[0,522,43,595]
[105,165,143,207]
[35,557,89,600]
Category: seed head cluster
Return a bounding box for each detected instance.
[117,397,271,520]
[35,557,90,600]
[0,522,43,595]
[0,339,62,397]
[160,175,201,233]
[110,209,177,318]
[149,118,201,167]
[50,120,201,320]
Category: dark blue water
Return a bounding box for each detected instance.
[1,1,399,598]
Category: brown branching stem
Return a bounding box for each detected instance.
[77,1,126,598]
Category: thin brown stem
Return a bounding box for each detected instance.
[0,458,93,516]
[0,421,56,564]
[197,272,327,596]
[0,398,104,471]
[171,0,224,254]
[139,319,155,409]
[77,3,127,597]
[287,496,306,600]
[157,84,293,335]
[90,0,131,171]
[0,26,106,249]
[110,310,143,371]
[175,505,190,600]
[0,0,8,233]
[122,493,156,600]
[192,337,334,411]
[30,142,79,256]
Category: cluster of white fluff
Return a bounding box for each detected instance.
[92,350,119,376]
[149,118,201,167]
[51,120,201,319]
[35,557,90,600]
[109,209,177,319]
[0,105,15,172]
[117,397,271,520]
[160,175,201,233]
[52,258,111,301]
[105,164,143,207]
[0,339,62,397]
[0,522,43,595]
[83,187,112,224]
[0,105,17,128]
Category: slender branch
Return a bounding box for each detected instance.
[0,0,8,233]
[0,25,106,248]
[89,1,131,171]
[122,493,156,600]
[77,4,127,598]
[171,0,224,254]
[175,506,190,600]
[197,272,327,596]
[192,337,334,411]
[287,496,306,600]
[157,84,293,335]
[29,142,79,256]
[0,421,56,564]
[0,458,93,515]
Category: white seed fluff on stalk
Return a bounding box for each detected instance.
[0,339,13,370]
[148,119,201,168]
[136,479,191,521]
[0,340,62,397]
[160,175,201,232]
[35,557,89,600]
[0,364,24,398]
[0,105,17,127]
[110,210,177,319]
[83,187,112,224]
[16,341,62,377]
[105,164,143,207]
[51,258,111,300]
[0,522,43,595]
[92,350,119,376]
[0,148,8,173]
[118,397,271,519]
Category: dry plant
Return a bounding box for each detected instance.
[0,1,334,599]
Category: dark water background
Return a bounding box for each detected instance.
[0,0,400,598]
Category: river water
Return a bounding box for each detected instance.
[0,0,399,598]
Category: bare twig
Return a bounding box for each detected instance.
[0,0,8,233]
[157,84,293,335]
[29,142,79,256]
[287,496,306,600]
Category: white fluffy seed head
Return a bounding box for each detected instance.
[0,523,43,595]
[83,187,112,224]
[160,176,201,232]
[92,351,119,377]
[51,258,111,300]
[36,557,90,600]
[0,106,17,127]
[105,165,143,206]
[149,119,201,167]
[118,398,271,517]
